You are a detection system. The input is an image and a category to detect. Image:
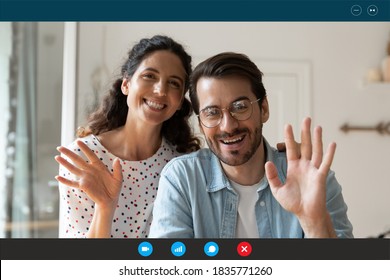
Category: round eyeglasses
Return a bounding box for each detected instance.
[197,98,262,128]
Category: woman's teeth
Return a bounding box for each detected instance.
[146,100,165,110]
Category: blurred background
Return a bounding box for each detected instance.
[1,22,389,238]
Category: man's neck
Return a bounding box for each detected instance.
[221,139,266,186]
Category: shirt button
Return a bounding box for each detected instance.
[260,201,265,207]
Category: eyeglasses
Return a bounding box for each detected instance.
[197,98,262,128]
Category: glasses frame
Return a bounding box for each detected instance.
[197,97,262,128]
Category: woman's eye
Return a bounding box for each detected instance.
[169,80,181,88]
[143,73,155,79]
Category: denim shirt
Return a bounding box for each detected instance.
[149,139,353,238]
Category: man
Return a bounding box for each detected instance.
[149,52,353,238]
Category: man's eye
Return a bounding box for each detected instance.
[231,101,248,112]
[204,108,221,118]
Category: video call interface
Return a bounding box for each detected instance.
[1,0,390,279]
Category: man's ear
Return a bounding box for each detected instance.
[198,117,206,135]
[121,79,129,95]
[261,96,270,123]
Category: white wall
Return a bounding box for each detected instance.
[76,22,390,238]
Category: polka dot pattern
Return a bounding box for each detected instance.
[58,135,181,238]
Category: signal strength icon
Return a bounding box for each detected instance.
[174,246,183,253]
[171,241,186,257]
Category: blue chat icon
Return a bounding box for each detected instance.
[204,241,219,257]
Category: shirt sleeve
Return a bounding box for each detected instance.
[326,170,354,238]
[149,163,194,238]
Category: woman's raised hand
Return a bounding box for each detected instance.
[55,140,123,208]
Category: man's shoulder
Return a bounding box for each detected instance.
[162,148,214,172]
[263,139,289,181]
[168,148,213,163]
[264,139,287,164]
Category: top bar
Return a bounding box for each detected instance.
[0,0,389,21]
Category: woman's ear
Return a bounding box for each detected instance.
[177,92,187,111]
[261,96,270,123]
[121,79,129,95]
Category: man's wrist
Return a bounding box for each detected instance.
[298,212,337,238]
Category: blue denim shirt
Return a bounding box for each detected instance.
[149,139,353,238]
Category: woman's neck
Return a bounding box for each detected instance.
[97,124,162,161]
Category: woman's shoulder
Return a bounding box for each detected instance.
[66,134,102,152]
[161,138,185,157]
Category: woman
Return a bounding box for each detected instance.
[55,35,200,238]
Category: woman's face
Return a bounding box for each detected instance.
[122,50,186,127]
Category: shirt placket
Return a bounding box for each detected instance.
[255,189,273,238]
[220,189,238,238]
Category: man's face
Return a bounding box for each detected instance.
[197,76,269,166]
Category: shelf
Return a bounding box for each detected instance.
[360,81,390,91]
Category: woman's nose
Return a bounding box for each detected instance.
[154,81,167,96]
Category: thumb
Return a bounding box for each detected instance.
[265,161,282,190]
[112,158,123,182]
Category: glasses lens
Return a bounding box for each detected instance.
[230,100,252,121]
[199,99,258,127]
[200,107,222,127]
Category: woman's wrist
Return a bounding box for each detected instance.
[87,203,117,238]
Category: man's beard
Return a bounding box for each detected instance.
[206,123,263,166]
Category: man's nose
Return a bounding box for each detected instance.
[219,110,238,132]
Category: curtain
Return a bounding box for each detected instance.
[5,22,38,237]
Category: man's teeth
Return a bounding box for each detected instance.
[222,136,243,144]
[146,100,164,110]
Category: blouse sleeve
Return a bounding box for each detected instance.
[58,140,95,238]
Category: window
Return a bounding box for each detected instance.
[0,22,64,237]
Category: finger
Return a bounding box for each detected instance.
[265,161,282,189]
[276,142,286,152]
[319,142,336,174]
[300,117,312,160]
[55,155,83,176]
[295,141,302,158]
[76,140,101,164]
[312,126,323,168]
[55,175,79,188]
[112,158,123,183]
[285,124,299,161]
[57,146,89,168]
